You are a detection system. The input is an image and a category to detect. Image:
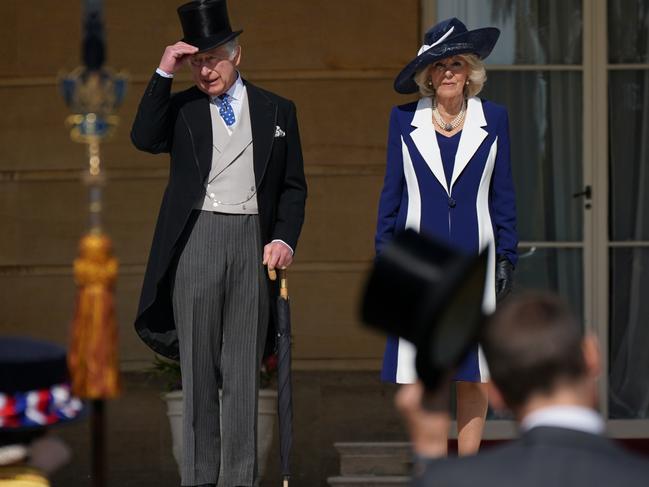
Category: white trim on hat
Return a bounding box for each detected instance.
[417,26,456,55]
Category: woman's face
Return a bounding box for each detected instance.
[429,56,469,99]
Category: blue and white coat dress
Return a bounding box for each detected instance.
[375,96,518,384]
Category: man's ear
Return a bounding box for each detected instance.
[233,45,242,67]
[582,334,601,380]
[487,381,506,411]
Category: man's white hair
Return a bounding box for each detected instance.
[223,38,240,60]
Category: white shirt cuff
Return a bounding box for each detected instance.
[271,239,294,255]
[155,68,174,78]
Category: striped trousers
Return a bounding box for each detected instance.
[172,211,269,487]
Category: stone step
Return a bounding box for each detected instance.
[327,476,411,487]
[334,442,413,476]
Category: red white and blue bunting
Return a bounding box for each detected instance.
[0,384,83,429]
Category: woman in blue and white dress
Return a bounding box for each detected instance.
[375,18,518,455]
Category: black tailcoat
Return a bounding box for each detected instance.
[131,73,307,359]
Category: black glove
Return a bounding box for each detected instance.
[495,254,514,304]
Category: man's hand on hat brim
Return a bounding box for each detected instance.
[158,41,199,75]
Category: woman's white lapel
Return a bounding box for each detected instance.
[409,96,488,195]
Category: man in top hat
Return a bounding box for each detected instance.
[131,1,307,485]
[396,292,649,487]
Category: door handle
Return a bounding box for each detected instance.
[572,185,592,199]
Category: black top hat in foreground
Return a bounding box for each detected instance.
[361,229,488,389]
[0,338,83,432]
[394,17,500,94]
[177,0,243,53]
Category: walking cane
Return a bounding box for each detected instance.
[268,266,293,486]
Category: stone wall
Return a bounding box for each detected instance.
[0,0,420,370]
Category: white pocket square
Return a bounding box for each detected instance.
[274,125,286,138]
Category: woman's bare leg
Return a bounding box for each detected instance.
[456,381,488,456]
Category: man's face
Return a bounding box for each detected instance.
[189,44,241,97]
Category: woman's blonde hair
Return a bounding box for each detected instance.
[414,54,487,98]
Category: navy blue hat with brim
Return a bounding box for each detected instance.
[178,0,243,54]
[394,18,500,94]
[0,337,84,431]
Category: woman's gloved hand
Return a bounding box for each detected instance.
[495,255,514,304]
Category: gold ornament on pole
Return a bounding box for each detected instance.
[60,1,127,401]
[59,1,127,486]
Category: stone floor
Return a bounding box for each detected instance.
[51,370,407,487]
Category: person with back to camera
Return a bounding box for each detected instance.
[130,1,307,485]
[397,291,649,487]
[375,17,518,455]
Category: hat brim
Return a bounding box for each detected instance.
[182,29,243,54]
[394,27,500,94]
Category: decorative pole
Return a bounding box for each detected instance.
[60,2,127,487]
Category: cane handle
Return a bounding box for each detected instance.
[267,267,277,281]
[279,269,288,299]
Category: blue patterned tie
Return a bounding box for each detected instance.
[218,94,236,126]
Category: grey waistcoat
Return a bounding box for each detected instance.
[196,89,258,214]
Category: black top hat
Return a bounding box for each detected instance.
[394,17,500,94]
[361,230,488,389]
[0,338,83,431]
[177,0,243,53]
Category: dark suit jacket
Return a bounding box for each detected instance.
[413,427,649,487]
[131,73,307,359]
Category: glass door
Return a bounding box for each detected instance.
[428,0,649,436]
[430,0,589,436]
[606,0,649,423]
[432,1,587,317]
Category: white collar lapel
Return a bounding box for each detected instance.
[409,97,449,195]
[450,97,488,189]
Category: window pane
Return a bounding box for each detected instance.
[515,247,583,322]
[609,70,649,241]
[436,0,582,64]
[608,0,649,64]
[609,247,649,419]
[482,71,583,242]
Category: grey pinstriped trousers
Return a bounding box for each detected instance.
[172,211,269,487]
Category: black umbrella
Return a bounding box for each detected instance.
[270,268,294,486]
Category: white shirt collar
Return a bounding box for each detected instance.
[212,72,244,103]
[520,405,605,435]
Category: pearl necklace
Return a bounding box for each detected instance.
[432,97,466,131]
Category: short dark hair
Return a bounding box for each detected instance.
[481,291,586,409]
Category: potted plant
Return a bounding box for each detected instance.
[152,355,278,481]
